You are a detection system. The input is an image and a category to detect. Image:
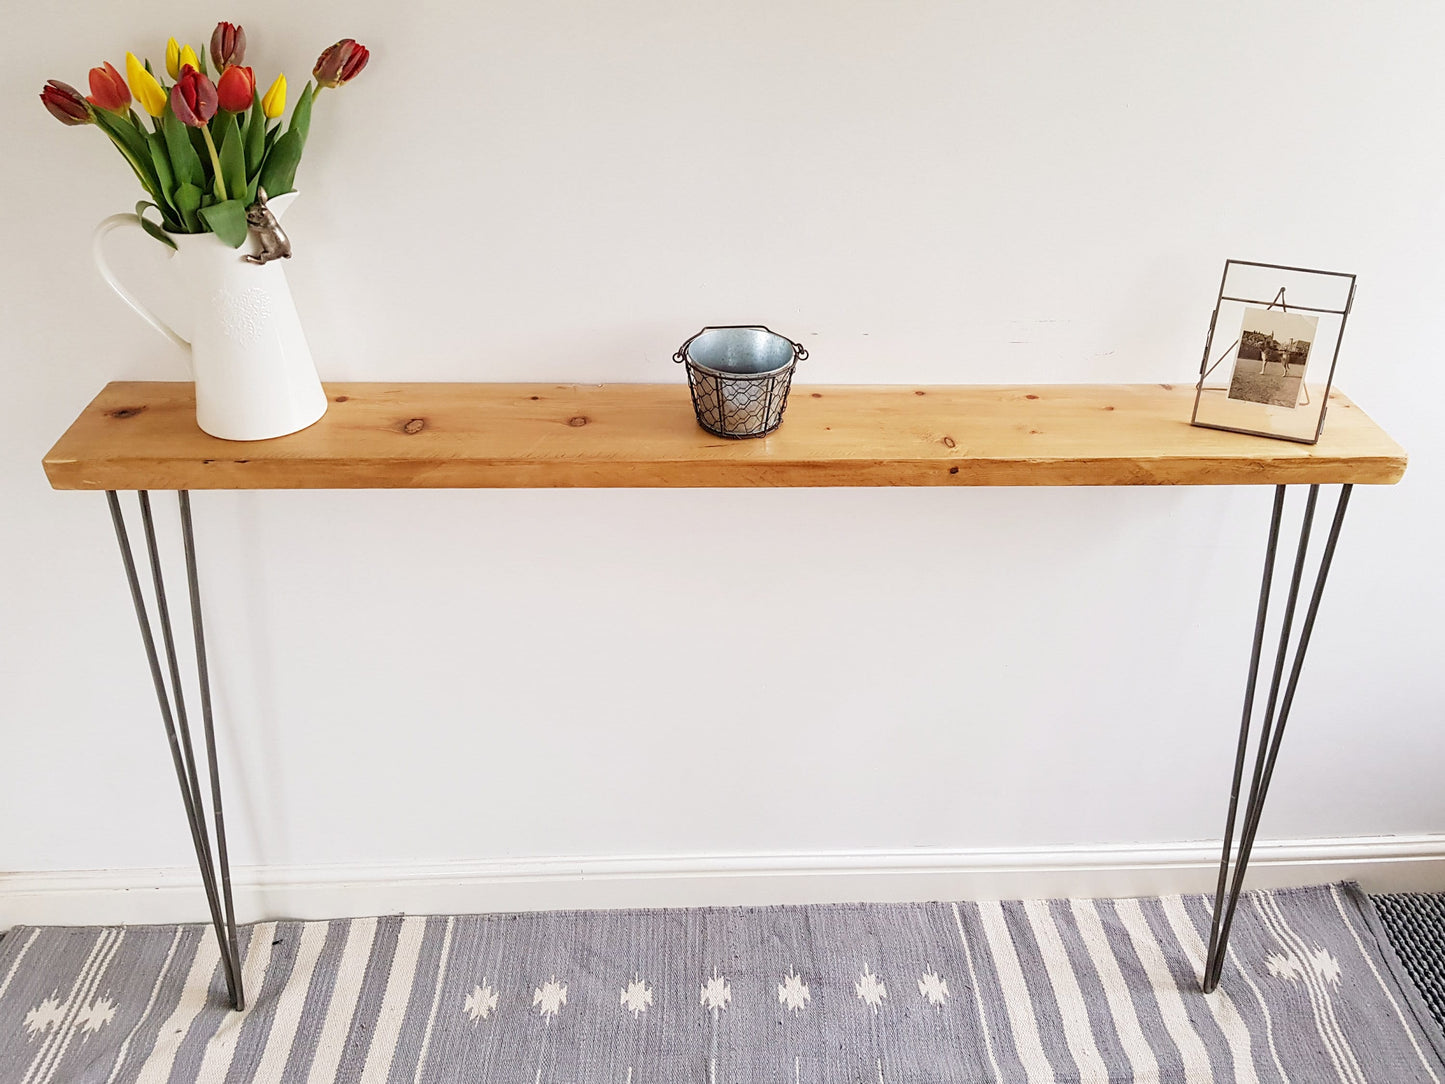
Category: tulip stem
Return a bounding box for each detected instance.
[200,124,229,202]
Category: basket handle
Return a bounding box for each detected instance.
[672,325,809,363]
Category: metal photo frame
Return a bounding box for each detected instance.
[1191,259,1356,445]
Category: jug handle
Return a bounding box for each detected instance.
[93,213,192,360]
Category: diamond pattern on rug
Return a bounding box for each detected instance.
[1,883,1443,1082]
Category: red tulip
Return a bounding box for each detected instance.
[210,22,247,69]
[170,65,218,127]
[313,38,369,87]
[40,80,91,125]
[86,61,130,113]
[216,65,256,113]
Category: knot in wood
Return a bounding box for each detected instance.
[402,418,426,435]
[109,406,145,419]
[567,416,589,427]
[941,436,956,448]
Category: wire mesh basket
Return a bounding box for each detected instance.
[673,325,808,438]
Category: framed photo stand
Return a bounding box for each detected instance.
[1191,259,1356,444]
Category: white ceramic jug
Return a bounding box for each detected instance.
[93,192,327,441]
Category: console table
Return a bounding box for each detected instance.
[43,381,1407,1010]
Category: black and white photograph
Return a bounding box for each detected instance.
[1227,306,1318,409]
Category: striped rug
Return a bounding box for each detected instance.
[1,883,1441,1082]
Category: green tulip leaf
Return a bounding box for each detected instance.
[260,122,281,171]
[245,91,267,177]
[138,223,174,253]
[146,132,178,217]
[95,110,152,178]
[162,110,204,189]
[94,109,163,205]
[289,82,314,149]
[188,126,211,177]
[150,197,182,235]
[217,113,246,204]
[199,198,249,248]
[135,201,178,250]
[119,158,161,205]
[174,182,204,232]
[134,108,161,137]
[258,129,302,197]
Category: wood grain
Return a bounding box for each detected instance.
[42,382,1407,490]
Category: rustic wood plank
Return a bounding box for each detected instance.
[42,382,1407,490]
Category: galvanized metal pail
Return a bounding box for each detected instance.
[673,325,808,438]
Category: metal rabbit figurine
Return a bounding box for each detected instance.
[242,188,291,265]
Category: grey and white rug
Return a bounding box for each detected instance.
[1,883,1441,1082]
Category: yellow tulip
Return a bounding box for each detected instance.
[126,52,167,117]
[261,72,286,119]
[165,37,181,80]
[179,43,200,74]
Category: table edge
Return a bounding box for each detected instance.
[43,381,1410,490]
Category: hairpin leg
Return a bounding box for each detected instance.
[1202,483,1352,993]
[107,491,244,1010]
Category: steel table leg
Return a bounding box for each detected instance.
[94,479,1354,1006]
[1202,482,1353,993]
[107,490,244,1010]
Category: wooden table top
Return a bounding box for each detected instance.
[42,382,1407,490]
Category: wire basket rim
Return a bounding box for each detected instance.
[679,356,800,381]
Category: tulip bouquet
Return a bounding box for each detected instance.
[40,23,369,250]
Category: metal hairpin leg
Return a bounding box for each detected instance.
[1202,482,1353,993]
[107,491,244,1010]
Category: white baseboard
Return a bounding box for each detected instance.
[4,835,1443,929]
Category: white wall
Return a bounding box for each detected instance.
[3,1,1443,918]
